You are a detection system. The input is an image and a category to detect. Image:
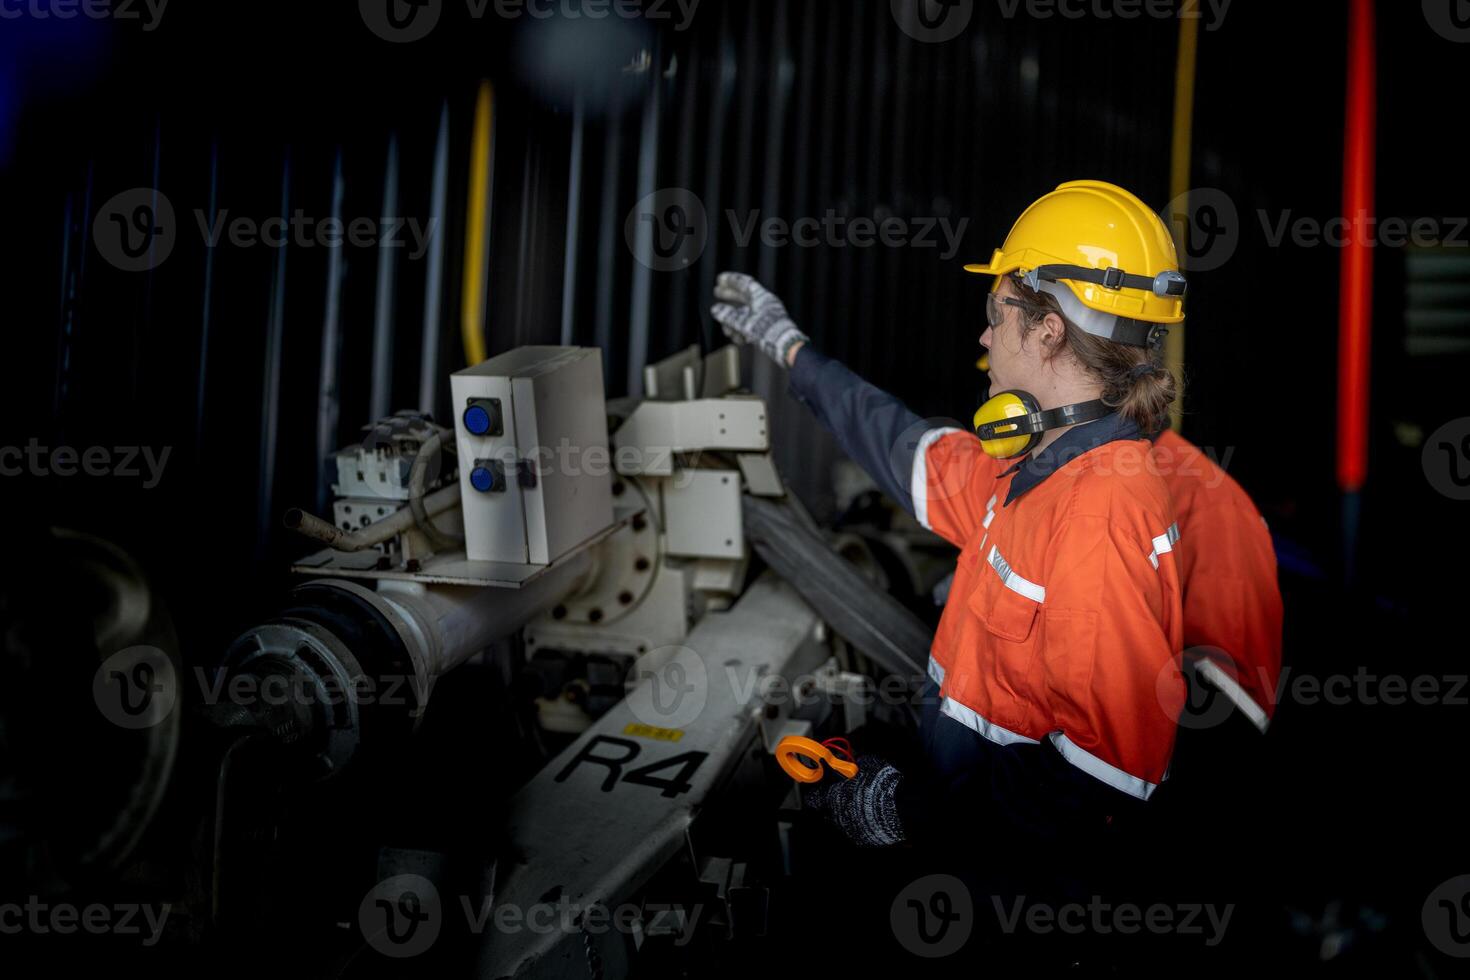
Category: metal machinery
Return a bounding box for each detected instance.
[207,343,939,976]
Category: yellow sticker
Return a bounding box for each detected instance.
[623,723,684,742]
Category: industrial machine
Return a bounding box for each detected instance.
[186,343,945,976]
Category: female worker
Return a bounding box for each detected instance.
[711,181,1190,883]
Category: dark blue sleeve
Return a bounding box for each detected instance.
[786,345,936,519]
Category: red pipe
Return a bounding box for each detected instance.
[1336,0,1376,493]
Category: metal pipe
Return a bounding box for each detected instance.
[371,133,400,421]
[283,483,460,551]
[408,429,464,549]
[462,81,494,367]
[626,43,662,397]
[373,548,594,680]
[1166,0,1201,432]
[559,92,584,348]
[218,552,594,777]
[419,101,450,413]
[256,150,291,564]
[317,148,346,512]
[594,80,626,368]
[195,138,219,466]
[1337,0,1376,588]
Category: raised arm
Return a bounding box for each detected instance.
[711,272,1003,546]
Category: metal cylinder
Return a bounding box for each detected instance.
[371,550,595,680]
[219,550,594,776]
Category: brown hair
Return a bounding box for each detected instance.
[1007,275,1177,436]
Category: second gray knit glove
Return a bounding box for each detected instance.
[800,754,906,847]
[710,272,809,367]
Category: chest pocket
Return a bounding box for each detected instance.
[967,544,1043,642]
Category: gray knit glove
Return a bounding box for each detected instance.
[710,272,809,367]
[800,754,906,847]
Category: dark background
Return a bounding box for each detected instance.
[2,0,1467,973]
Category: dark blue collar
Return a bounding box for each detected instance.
[1000,411,1143,505]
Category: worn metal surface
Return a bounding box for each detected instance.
[478,572,823,979]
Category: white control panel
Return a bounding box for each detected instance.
[450,346,614,565]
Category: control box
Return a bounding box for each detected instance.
[450,346,614,565]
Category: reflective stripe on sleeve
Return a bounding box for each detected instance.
[1048,732,1162,801]
[940,698,1040,747]
[927,656,945,687]
[988,545,1046,602]
[911,427,963,531]
[1147,522,1181,569]
[941,700,1169,801]
[1196,658,1271,734]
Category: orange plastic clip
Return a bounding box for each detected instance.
[775,735,859,783]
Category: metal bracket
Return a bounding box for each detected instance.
[290,503,640,588]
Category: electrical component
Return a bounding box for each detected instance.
[450,347,614,565]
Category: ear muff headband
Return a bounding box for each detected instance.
[973,390,1112,459]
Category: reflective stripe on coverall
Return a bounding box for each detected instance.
[787,345,1185,811]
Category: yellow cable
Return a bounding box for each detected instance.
[1167,1,1199,431]
[462,81,493,367]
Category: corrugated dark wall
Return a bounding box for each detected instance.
[7,1,1465,654]
[561,1,1177,511]
[11,3,1470,935]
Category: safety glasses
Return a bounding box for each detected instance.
[985,292,1051,328]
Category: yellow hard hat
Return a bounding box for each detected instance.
[964,180,1186,343]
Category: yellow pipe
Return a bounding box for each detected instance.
[462,81,494,367]
[1166,0,1199,431]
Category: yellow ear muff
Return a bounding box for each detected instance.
[973,390,1042,459]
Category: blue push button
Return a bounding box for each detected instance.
[470,460,504,493]
[464,405,492,434]
[463,398,503,436]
